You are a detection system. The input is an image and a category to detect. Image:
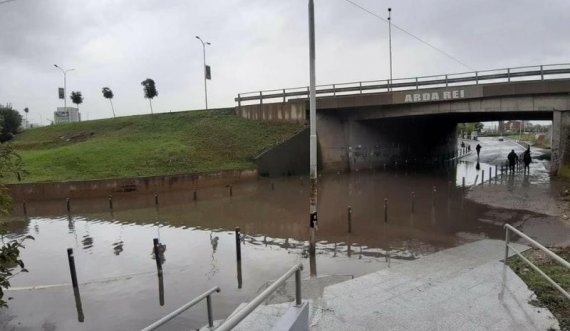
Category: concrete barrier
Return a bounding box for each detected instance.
[7,169,257,202]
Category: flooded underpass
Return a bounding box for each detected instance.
[0,138,562,330]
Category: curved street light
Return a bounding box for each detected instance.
[54,64,75,117]
[195,36,211,110]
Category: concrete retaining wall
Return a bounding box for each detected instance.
[7,169,257,202]
[256,128,309,177]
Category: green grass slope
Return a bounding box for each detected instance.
[10,109,303,183]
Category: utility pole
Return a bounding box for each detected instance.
[195,36,211,110]
[308,0,318,271]
[388,8,393,91]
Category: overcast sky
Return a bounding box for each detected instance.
[1,0,569,125]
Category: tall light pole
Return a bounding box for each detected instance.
[388,8,393,91]
[54,64,75,114]
[308,0,318,276]
[195,36,211,110]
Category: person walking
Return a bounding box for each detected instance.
[507,149,518,173]
[523,146,531,174]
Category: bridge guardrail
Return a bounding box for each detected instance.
[236,63,570,106]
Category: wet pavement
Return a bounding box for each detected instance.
[0,138,566,330]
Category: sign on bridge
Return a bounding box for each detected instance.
[403,89,466,103]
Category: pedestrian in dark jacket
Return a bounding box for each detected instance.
[523,147,531,173]
[508,150,518,173]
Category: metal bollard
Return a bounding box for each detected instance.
[66,198,71,212]
[193,190,197,201]
[229,185,233,197]
[67,248,79,288]
[489,167,492,183]
[411,192,415,214]
[462,177,465,190]
[108,195,113,210]
[22,202,27,215]
[154,193,159,205]
[482,170,485,184]
[432,186,437,208]
[153,238,163,274]
[295,266,302,306]
[235,227,242,262]
[384,199,388,223]
[347,206,352,233]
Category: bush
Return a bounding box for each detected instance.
[0,105,22,142]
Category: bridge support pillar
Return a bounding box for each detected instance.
[551,111,570,175]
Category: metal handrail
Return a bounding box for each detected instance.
[236,63,570,104]
[216,263,304,331]
[141,286,221,331]
[503,224,570,300]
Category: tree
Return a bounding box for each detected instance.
[141,78,158,114]
[0,144,32,307]
[0,104,22,142]
[102,87,116,118]
[70,91,83,111]
[458,122,484,137]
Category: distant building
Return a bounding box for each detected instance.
[504,120,523,132]
[54,107,81,124]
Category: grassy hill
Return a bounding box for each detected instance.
[10,109,303,183]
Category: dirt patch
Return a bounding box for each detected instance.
[59,131,95,143]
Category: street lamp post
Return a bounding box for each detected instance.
[308,0,318,276]
[195,36,211,110]
[54,64,75,121]
[388,8,393,91]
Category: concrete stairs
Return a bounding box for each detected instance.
[311,239,560,331]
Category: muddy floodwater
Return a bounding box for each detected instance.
[0,140,554,330]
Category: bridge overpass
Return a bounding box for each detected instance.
[235,64,570,175]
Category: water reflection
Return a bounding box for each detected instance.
[112,240,124,256]
[236,259,243,289]
[2,164,553,330]
[157,273,164,306]
[207,232,219,279]
[73,286,85,323]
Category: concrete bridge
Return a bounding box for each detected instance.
[235,64,570,175]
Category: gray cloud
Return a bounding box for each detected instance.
[1,0,569,125]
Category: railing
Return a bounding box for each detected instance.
[236,63,570,105]
[141,286,221,331]
[502,224,570,300]
[216,263,304,331]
